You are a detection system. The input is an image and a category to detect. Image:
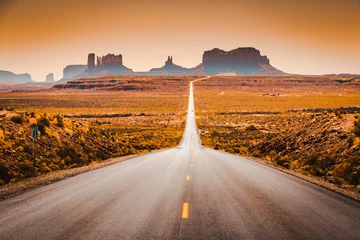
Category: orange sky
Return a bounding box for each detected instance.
[0,0,359,80]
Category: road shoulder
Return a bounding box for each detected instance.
[214,149,360,201]
[0,152,153,201]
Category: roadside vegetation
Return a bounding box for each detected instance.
[0,76,191,185]
[195,76,360,193]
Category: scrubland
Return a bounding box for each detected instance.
[194,76,360,194]
[0,76,191,186]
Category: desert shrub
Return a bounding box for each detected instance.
[82,144,93,154]
[245,125,258,131]
[334,158,360,185]
[5,106,14,111]
[23,144,33,154]
[38,116,50,126]
[305,154,319,166]
[54,115,64,128]
[37,124,45,135]
[96,150,110,160]
[0,164,11,184]
[354,120,360,137]
[334,110,342,118]
[37,116,50,135]
[57,145,81,165]
[19,160,36,178]
[10,115,24,124]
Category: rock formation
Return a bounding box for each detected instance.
[97,54,123,67]
[150,56,193,75]
[201,47,284,76]
[0,70,32,83]
[165,56,173,66]
[149,48,285,76]
[87,53,95,70]
[62,65,87,80]
[45,73,54,82]
[84,53,133,76]
[71,48,285,78]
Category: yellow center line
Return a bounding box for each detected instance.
[182,202,189,219]
[186,175,190,181]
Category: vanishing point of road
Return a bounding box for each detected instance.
[0,77,359,239]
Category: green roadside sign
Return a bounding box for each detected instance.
[32,126,38,139]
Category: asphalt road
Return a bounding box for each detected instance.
[0,77,359,239]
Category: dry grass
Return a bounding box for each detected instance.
[0,76,192,187]
[194,76,360,195]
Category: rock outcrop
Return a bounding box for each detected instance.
[87,53,95,70]
[0,70,32,83]
[150,56,193,75]
[45,73,54,82]
[63,48,285,78]
[201,47,284,76]
[85,53,133,76]
[62,65,87,80]
[97,54,123,67]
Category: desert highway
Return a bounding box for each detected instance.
[0,77,359,240]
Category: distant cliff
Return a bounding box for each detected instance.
[84,53,133,76]
[150,56,193,75]
[80,48,285,77]
[62,65,87,80]
[0,70,32,83]
[45,73,55,82]
[54,47,287,82]
[201,47,284,76]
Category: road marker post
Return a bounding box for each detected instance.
[31,126,38,165]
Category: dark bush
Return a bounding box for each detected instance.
[0,164,11,184]
[23,144,33,154]
[82,144,93,154]
[57,145,81,165]
[334,158,359,185]
[54,115,64,128]
[354,120,360,137]
[306,154,318,166]
[38,116,50,126]
[37,116,50,135]
[245,125,258,131]
[96,150,110,160]
[38,124,46,135]
[10,115,25,124]
[5,106,14,111]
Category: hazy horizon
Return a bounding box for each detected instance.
[0,0,359,81]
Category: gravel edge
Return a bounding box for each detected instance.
[0,153,145,201]
[242,155,360,201]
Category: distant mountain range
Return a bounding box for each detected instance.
[79,47,286,78]
[0,70,32,83]
[1,47,359,83]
